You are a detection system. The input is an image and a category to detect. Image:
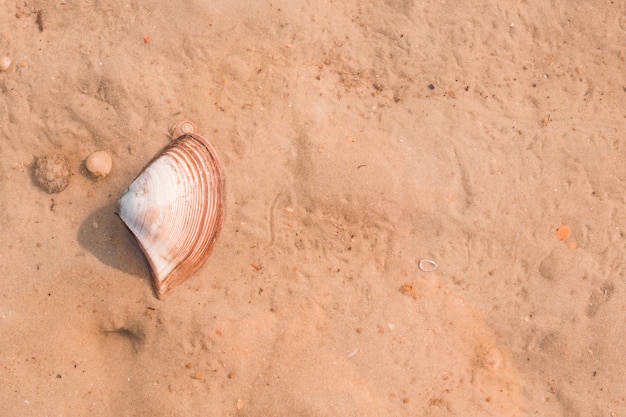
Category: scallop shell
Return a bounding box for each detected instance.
[116,122,224,299]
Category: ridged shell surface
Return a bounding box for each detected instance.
[117,131,224,299]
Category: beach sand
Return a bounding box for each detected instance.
[1,1,625,415]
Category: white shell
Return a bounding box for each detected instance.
[117,125,224,299]
[86,150,112,178]
[418,259,438,272]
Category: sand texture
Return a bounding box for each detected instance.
[1,1,626,415]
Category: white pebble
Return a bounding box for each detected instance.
[0,56,11,72]
[86,151,112,179]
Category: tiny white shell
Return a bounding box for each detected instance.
[0,56,11,72]
[170,119,197,138]
[418,259,438,272]
[86,150,112,178]
[117,122,224,299]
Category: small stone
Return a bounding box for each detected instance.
[85,150,112,179]
[33,154,71,194]
[0,56,11,71]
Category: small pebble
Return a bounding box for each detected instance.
[33,154,71,193]
[0,56,11,72]
[85,150,112,179]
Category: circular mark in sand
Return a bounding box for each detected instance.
[619,16,626,31]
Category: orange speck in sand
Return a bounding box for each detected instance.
[144,36,151,43]
[555,225,571,241]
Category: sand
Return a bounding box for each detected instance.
[1,0,625,415]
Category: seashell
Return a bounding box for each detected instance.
[170,119,197,138]
[418,259,438,272]
[116,121,224,299]
[85,150,112,179]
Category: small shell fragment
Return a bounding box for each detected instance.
[418,259,438,272]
